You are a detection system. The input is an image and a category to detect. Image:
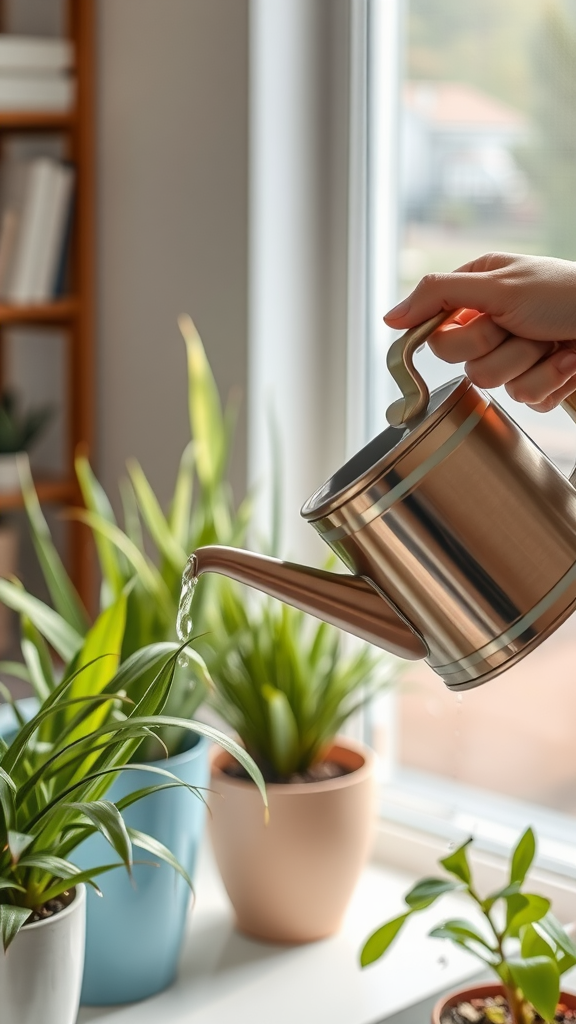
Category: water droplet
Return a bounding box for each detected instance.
[437,955,448,969]
[176,557,198,668]
[448,841,455,850]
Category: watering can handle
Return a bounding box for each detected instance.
[386,311,576,427]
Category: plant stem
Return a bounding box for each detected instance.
[504,983,528,1024]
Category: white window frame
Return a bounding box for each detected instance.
[248,0,576,912]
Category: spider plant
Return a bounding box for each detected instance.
[2,316,247,759]
[0,631,265,952]
[202,576,399,781]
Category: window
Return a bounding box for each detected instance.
[367,0,576,870]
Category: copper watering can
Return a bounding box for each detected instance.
[189,312,576,691]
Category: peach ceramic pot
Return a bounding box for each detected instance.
[432,982,576,1023]
[209,736,375,943]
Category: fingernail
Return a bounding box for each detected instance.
[556,351,576,373]
[385,297,411,320]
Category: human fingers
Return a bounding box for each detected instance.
[527,375,576,413]
[463,336,552,390]
[384,269,507,329]
[505,346,576,407]
[428,312,509,364]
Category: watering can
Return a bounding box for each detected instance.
[189,313,576,691]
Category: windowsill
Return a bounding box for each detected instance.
[78,841,490,1024]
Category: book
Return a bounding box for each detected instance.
[0,36,73,73]
[6,158,75,303]
[0,73,74,112]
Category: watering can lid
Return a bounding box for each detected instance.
[301,375,472,522]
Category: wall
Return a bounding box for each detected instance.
[96,0,249,508]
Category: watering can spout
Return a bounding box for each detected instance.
[191,545,427,661]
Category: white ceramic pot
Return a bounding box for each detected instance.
[0,454,21,494]
[0,884,86,1024]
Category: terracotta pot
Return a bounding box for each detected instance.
[432,982,576,1023]
[209,736,375,943]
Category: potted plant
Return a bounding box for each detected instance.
[0,630,265,1024]
[0,316,252,1002]
[0,389,51,493]
[361,828,576,1023]
[202,574,399,943]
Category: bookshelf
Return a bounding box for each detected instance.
[0,0,94,606]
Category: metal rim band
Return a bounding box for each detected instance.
[433,557,576,678]
[316,406,484,544]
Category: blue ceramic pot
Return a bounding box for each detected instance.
[78,734,209,1004]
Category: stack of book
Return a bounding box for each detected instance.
[0,34,74,111]
[0,157,75,304]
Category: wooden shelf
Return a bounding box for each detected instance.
[0,477,77,511]
[0,110,76,132]
[0,298,79,325]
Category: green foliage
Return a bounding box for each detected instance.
[0,391,52,455]
[0,637,266,953]
[14,316,249,760]
[202,578,399,780]
[360,828,576,1024]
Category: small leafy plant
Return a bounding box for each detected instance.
[361,828,576,1024]
[0,390,52,454]
[203,577,398,781]
[0,638,265,952]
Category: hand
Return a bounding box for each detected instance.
[385,252,576,412]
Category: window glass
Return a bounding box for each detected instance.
[370,0,576,821]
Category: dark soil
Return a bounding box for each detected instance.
[441,997,576,1024]
[223,759,352,785]
[25,887,76,925]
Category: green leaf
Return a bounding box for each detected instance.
[429,918,497,958]
[521,923,555,960]
[7,830,34,863]
[508,956,560,1022]
[65,593,127,742]
[127,827,192,888]
[38,862,126,903]
[440,838,472,885]
[0,578,83,662]
[75,454,127,601]
[404,877,459,910]
[169,441,194,546]
[127,459,187,571]
[360,913,411,966]
[505,893,550,936]
[261,684,299,777]
[510,826,536,886]
[482,880,521,912]
[0,765,16,830]
[539,912,576,960]
[21,618,55,700]
[70,509,172,615]
[0,904,32,951]
[64,800,132,870]
[0,876,25,892]
[179,314,226,488]
[19,456,89,635]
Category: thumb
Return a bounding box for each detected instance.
[384,272,502,328]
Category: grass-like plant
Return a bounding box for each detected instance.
[0,633,264,952]
[0,390,52,454]
[202,576,398,781]
[0,316,247,760]
[361,828,576,1024]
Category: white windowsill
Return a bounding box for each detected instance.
[77,840,499,1024]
